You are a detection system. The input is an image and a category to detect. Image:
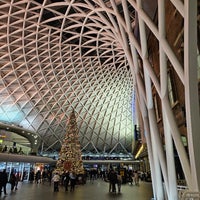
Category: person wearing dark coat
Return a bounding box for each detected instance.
[0,169,8,195]
[108,169,118,193]
[64,171,70,191]
[69,171,76,192]
[35,170,41,184]
[29,170,35,183]
[9,172,17,191]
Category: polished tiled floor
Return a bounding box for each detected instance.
[0,179,153,200]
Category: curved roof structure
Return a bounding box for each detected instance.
[0,0,138,156]
[1,0,200,198]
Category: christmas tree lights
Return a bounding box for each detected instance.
[55,110,84,175]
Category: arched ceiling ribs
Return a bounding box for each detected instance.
[81,141,100,154]
[109,142,130,155]
[0,0,135,155]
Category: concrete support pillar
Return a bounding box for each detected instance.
[184,0,200,191]
[163,113,178,199]
[148,109,164,200]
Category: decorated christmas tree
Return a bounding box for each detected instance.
[55,110,84,174]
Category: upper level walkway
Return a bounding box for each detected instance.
[1,179,153,200]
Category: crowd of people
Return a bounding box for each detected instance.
[0,167,145,196]
[107,169,122,193]
[0,144,24,154]
[27,167,141,194]
[27,169,85,193]
[52,171,77,192]
[0,169,21,196]
[106,169,141,193]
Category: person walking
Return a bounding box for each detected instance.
[29,170,35,183]
[108,169,117,193]
[117,173,122,193]
[52,172,60,192]
[134,170,139,186]
[0,169,8,195]
[64,171,70,191]
[15,172,20,190]
[69,171,76,192]
[9,172,16,191]
[35,170,41,184]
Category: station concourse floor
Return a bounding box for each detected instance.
[1,179,153,200]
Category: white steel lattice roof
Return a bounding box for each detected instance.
[0,0,136,155]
